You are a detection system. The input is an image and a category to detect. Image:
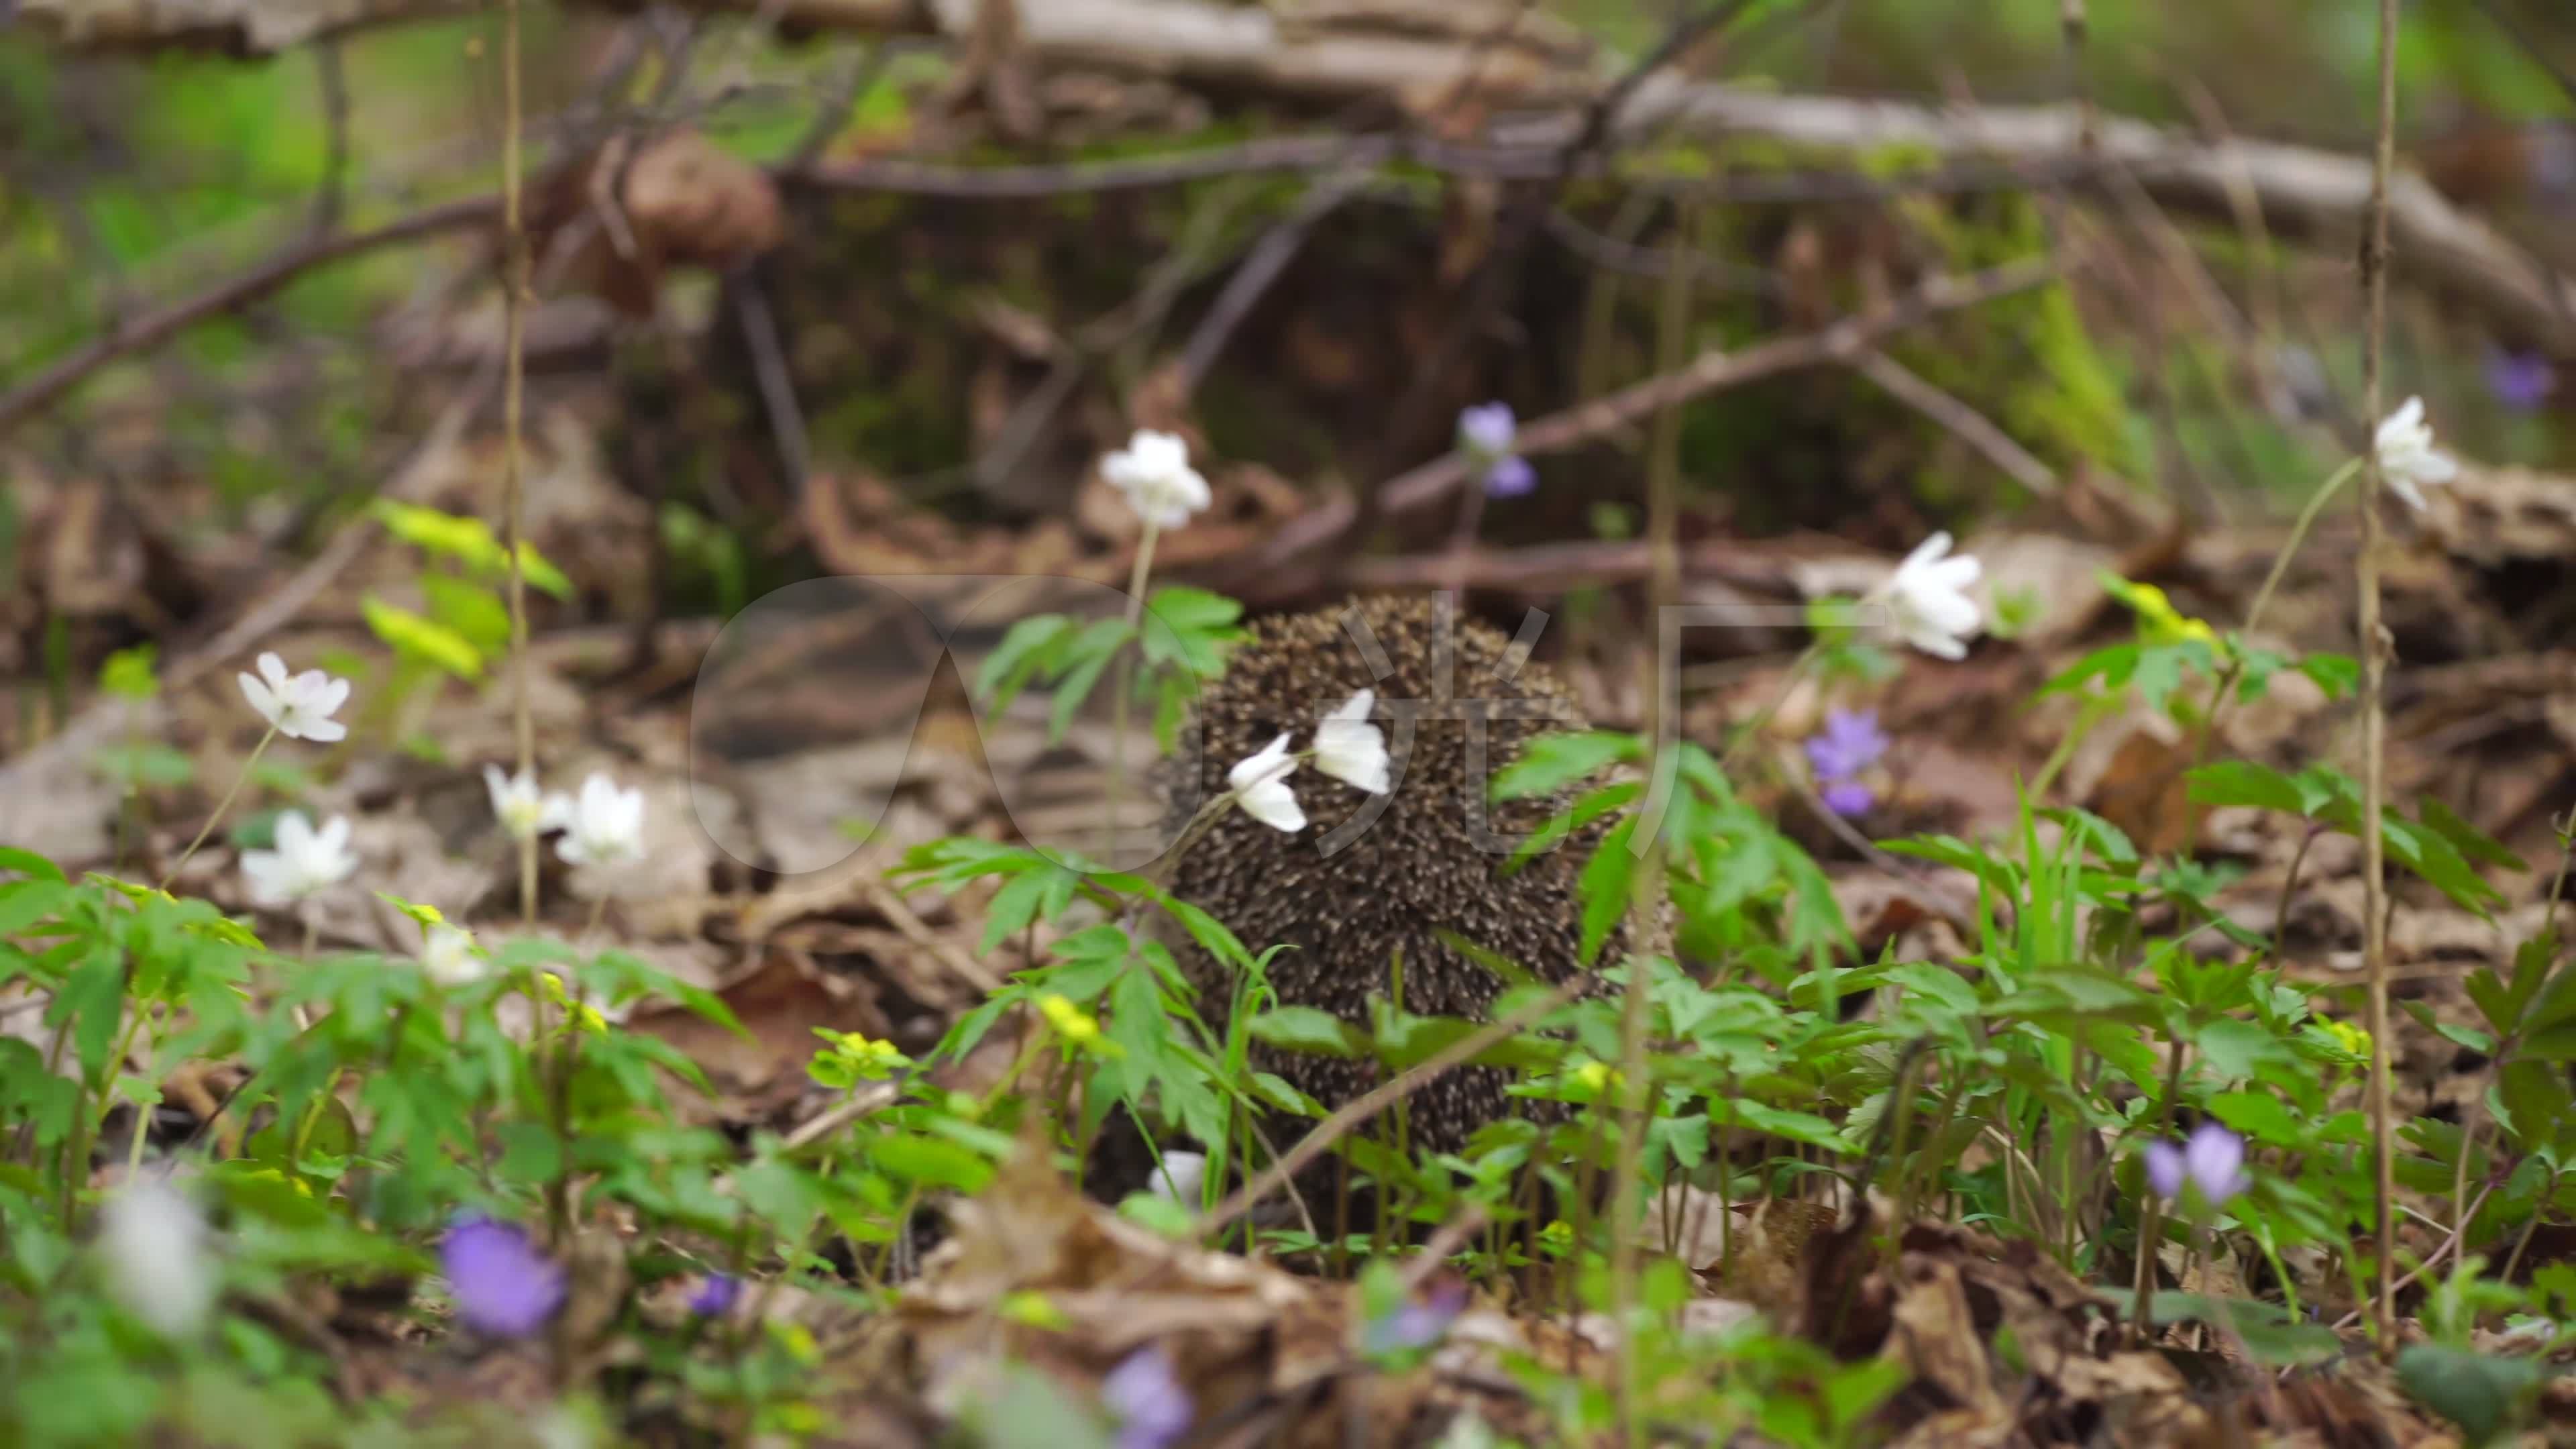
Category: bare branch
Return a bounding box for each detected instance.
[0,195,501,435]
[1851,348,2058,495]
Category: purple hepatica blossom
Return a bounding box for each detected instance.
[1102,1344,1192,1449]
[2487,349,2557,412]
[688,1273,741,1318]
[1819,780,1875,819]
[2141,1122,2251,1210]
[1804,708,1889,784]
[439,1215,566,1339]
[1362,1278,1469,1356]
[1457,402,1537,498]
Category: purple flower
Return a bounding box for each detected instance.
[1458,402,1536,498]
[1820,780,1874,818]
[1481,454,1537,498]
[1102,1344,1191,1449]
[2487,349,2555,412]
[688,1273,741,1317]
[1804,708,1889,782]
[2141,1122,2250,1209]
[1362,1278,1468,1355]
[439,1215,566,1339]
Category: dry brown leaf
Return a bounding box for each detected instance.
[628,949,891,1105]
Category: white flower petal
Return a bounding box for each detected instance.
[99,1181,215,1338]
[1236,777,1307,833]
[1314,690,1391,795]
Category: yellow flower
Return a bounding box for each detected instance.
[2127,583,2226,656]
[999,1289,1069,1330]
[814,1029,909,1078]
[1038,993,1102,1046]
[1568,1059,1621,1093]
[538,973,609,1034]
[2323,1020,2373,1061]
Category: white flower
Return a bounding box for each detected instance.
[98,1179,215,1338]
[421,923,485,987]
[239,810,358,906]
[1226,733,1305,834]
[543,772,647,868]
[1100,429,1211,531]
[2372,395,2459,511]
[484,765,547,841]
[1314,689,1391,795]
[1875,531,1984,661]
[235,651,351,743]
[1146,1150,1207,1207]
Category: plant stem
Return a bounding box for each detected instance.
[2239,455,2363,649]
[1105,522,1161,864]
[2359,0,2400,1358]
[158,724,277,889]
[1609,198,1698,1449]
[499,0,536,929]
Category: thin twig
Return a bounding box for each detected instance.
[1195,979,1585,1236]
[1326,257,2057,536]
[311,38,354,238]
[1177,169,1374,396]
[0,195,502,436]
[736,272,812,503]
[2359,0,2400,1358]
[500,0,539,933]
[1851,348,2057,494]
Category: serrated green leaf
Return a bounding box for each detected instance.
[1492,731,1635,802]
[975,614,1075,708]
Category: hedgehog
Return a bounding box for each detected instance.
[1130,592,1621,1214]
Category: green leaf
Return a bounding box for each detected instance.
[363,596,483,679]
[1574,816,1640,965]
[2298,653,2360,700]
[2206,1089,2303,1147]
[2398,1343,2544,1446]
[2186,761,2316,817]
[1247,1006,1363,1058]
[2418,796,2525,873]
[1045,619,1134,743]
[420,574,513,657]
[975,614,1074,709]
[372,500,574,598]
[52,951,126,1087]
[1138,586,1243,680]
[0,879,71,939]
[99,644,159,700]
[1491,731,1635,802]
[0,849,66,884]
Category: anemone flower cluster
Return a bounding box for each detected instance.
[237,652,351,743]
[240,810,359,907]
[2373,396,2458,513]
[1224,689,1392,835]
[1874,533,1984,660]
[1102,429,1212,532]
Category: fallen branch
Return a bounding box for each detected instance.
[1345,537,1795,595]
[0,195,500,436]
[1252,255,2060,576]
[29,0,2573,350]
